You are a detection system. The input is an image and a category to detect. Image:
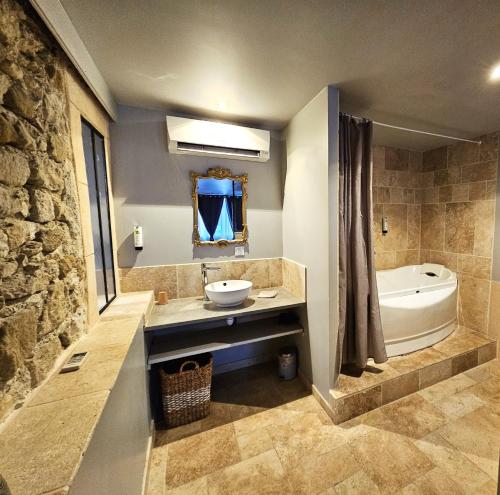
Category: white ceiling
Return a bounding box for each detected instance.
[60,0,500,150]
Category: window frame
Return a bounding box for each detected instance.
[81,117,117,314]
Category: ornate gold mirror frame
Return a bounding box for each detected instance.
[191,167,248,247]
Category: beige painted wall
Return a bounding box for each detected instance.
[66,67,120,327]
[110,105,283,267]
[283,86,339,398]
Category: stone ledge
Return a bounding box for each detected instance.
[0,291,154,495]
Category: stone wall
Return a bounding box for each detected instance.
[0,0,86,420]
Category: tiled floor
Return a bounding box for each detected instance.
[147,359,500,494]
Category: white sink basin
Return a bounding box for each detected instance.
[205,280,253,307]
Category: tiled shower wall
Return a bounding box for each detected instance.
[372,145,423,270]
[419,134,498,333]
[373,133,499,334]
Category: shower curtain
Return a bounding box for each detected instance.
[337,113,387,372]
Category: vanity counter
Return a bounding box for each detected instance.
[145,286,305,331]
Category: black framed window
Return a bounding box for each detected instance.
[81,119,116,313]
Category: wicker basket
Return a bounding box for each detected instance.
[159,353,213,428]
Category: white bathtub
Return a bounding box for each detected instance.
[377,264,457,357]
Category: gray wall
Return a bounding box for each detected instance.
[110,105,284,267]
[283,87,339,399]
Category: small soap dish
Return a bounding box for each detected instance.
[257,290,278,298]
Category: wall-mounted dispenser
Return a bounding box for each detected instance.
[382,216,389,235]
[133,225,143,250]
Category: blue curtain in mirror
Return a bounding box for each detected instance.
[198,197,234,241]
[198,194,224,241]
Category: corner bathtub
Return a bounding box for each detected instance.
[377,265,457,357]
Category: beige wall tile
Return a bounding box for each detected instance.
[395,250,420,267]
[423,147,447,172]
[448,141,480,167]
[373,204,384,253]
[119,265,178,300]
[407,205,421,250]
[421,204,445,251]
[487,281,500,342]
[444,202,474,254]
[473,200,495,257]
[485,180,496,199]
[458,275,490,332]
[409,150,423,172]
[395,171,410,188]
[282,258,306,299]
[383,204,408,251]
[420,171,435,187]
[421,187,439,204]
[439,185,452,203]
[268,258,283,287]
[434,166,461,186]
[420,250,458,270]
[372,145,385,171]
[451,184,469,202]
[461,161,497,183]
[227,259,270,289]
[469,181,486,201]
[375,251,396,271]
[479,132,499,161]
[385,147,409,171]
[177,263,203,298]
[457,255,491,279]
[390,187,404,203]
[374,187,390,204]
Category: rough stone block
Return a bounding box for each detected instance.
[0,306,39,383]
[29,188,55,223]
[39,221,68,252]
[0,184,29,217]
[29,153,64,191]
[4,83,41,120]
[0,145,30,186]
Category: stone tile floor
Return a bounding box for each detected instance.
[147,359,500,494]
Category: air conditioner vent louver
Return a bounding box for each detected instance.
[166,116,270,162]
[177,142,261,158]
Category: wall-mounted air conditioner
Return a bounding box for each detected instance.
[166,115,270,162]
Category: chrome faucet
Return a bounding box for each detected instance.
[201,263,221,301]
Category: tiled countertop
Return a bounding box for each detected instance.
[0,291,154,495]
[145,287,305,331]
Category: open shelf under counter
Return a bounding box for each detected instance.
[148,317,303,366]
[144,287,305,331]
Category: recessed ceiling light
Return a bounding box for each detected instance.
[489,64,500,81]
[217,101,227,110]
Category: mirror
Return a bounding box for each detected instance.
[191,167,248,246]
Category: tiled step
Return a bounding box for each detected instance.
[329,327,496,424]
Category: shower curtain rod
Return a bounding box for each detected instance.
[348,114,482,144]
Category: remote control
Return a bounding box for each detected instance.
[60,352,88,373]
